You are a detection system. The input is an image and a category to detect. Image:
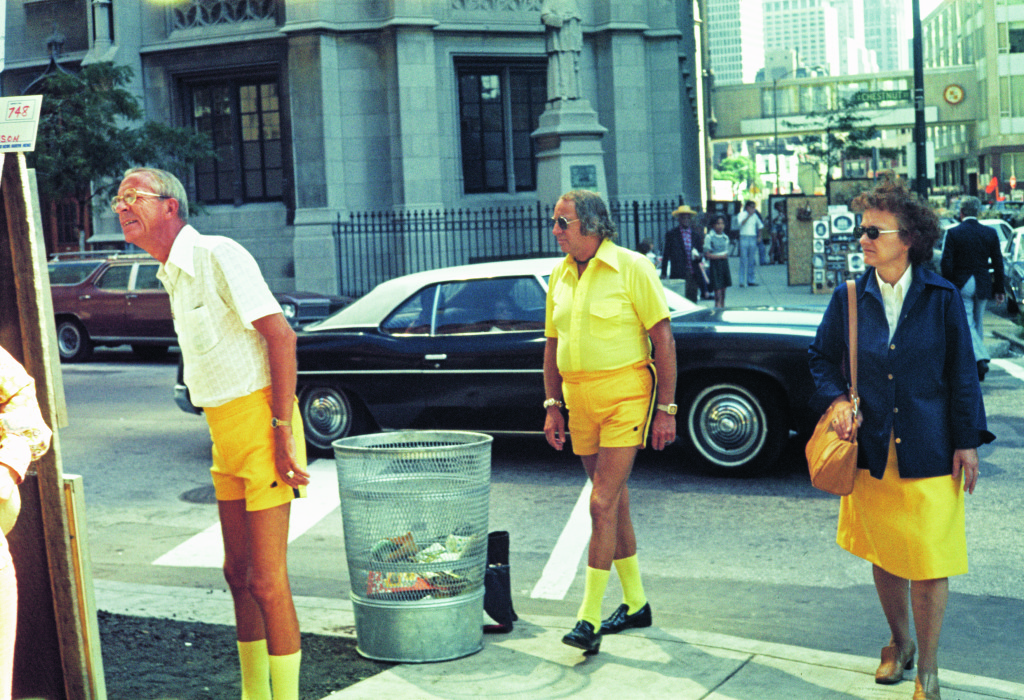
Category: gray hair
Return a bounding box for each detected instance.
[958,196,981,218]
[124,167,189,222]
[559,190,617,241]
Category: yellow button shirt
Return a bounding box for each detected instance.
[545,240,671,373]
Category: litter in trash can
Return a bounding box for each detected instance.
[334,430,493,662]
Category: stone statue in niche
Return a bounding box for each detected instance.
[541,0,582,102]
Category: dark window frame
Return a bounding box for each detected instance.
[184,73,286,206]
[456,58,547,195]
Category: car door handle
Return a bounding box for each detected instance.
[126,293,139,299]
[424,354,447,361]
[78,294,91,300]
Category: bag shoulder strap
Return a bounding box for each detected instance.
[846,280,859,416]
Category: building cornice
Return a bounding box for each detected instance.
[279,17,441,36]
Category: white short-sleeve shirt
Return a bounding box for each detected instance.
[158,225,282,407]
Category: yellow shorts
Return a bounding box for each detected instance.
[205,386,307,511]
[562,361,656,456]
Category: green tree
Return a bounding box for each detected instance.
[787,91,902,194]
[27,62,213,239]
[713,155,764,199]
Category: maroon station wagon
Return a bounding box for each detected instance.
[48,253,350,362]
[49,254,175,362]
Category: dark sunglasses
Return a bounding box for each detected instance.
[854,225,901,240]
[553,216,579,231]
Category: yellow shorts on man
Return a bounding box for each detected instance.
[206,386,307,511]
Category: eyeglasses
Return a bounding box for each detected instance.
[553,216,579,231]
[854,225,902,240]
[111,188,171,212]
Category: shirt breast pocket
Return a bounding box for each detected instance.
[589,300,622,339]
[181,304,223,356]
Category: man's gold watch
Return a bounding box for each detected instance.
[656,403,678,415]
[543,398,564,409]
[271,417,291,428]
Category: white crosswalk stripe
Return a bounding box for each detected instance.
[152,459,340,568]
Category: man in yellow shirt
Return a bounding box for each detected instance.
[543,190,677,654]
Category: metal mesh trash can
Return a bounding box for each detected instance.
[333,430,492,663]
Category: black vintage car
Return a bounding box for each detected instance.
[296,258,823,476]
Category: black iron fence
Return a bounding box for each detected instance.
[332,196,684,296]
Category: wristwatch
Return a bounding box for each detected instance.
[542,398,564,409]
[271,417,291,428]
[656,403,678,415]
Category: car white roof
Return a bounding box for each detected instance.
[307,255,699,331]
[311,257,566,329]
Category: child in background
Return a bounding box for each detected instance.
[705,215,731,308]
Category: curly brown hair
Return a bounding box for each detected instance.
[849,173,940,266]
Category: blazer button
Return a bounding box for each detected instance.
[888,374,894,380]
[890,344,896,350]
[894,407,899,413]
[895,437,901,444]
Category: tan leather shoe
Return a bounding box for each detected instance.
[875,639,916,684]
[913,672,941,700]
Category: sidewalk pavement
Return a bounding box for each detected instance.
[92,258,1023,700]
[94,580,1024,700]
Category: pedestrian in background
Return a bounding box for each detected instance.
[809,176,992,700]
[939,196,1004,381]
[661,204,705,302]
[705,215,732,308]
[736,200,763,287]
[115,167,310,700]
[637,238,658,267]
[0,345,53,700]
[544,190,677,655]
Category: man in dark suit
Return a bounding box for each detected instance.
[940,196,1005,380]
[661,204,706,302]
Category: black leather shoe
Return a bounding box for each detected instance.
[978,360,989,382]
[561,620,601,654]
[600,602,653,634]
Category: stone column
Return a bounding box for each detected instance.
[289,32,348,295]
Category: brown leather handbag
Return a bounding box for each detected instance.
[806,280,859,496]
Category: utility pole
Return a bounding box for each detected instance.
[912,0,929,199]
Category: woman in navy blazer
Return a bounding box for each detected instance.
[809,177,994,700]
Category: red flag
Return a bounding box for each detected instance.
[985,176,999,193]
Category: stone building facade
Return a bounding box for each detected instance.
[3,0,704,294]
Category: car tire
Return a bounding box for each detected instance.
[299,384,366,456]
[677,379,787,477]
[56,318,93,362]
[132,344,170,360]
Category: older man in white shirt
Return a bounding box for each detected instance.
[115,167,309,700]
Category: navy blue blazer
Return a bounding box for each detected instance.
[808,265,994,480]
[940,218,1004,299]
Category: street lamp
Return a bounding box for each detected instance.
[771,66,822,194]
[773,76,781,195]
[772,69,799,195]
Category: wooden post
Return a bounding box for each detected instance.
[1,152,97,699]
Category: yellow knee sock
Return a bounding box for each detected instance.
[614,554,647,614]
[269,650,302,700]
[576,567,611,629]
[237,639,271,700]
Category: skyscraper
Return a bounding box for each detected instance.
[864,0,910,72]
[707,0,765,86]
[763,0,841,76]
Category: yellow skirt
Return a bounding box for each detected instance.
[837,433,967,580]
